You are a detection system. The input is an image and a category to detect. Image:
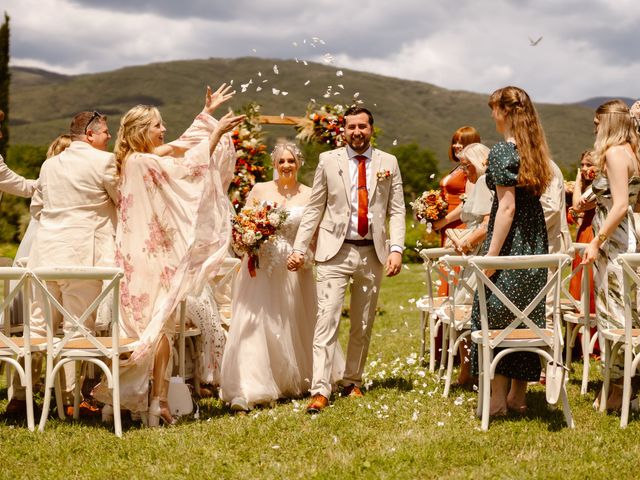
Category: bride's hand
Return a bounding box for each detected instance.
[203,84,235,116]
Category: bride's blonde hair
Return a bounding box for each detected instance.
[114,105,162,176]
[488,86,552,197]
[593,99,640,172]
[271,142,304,169]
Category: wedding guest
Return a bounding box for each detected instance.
[569,151,597,339]
[288,106,406,413]
[93,84,244,426]
[10,112,117,417]
[630,100,640,135]
[0,109,36,198]
[471,86,553,416]
[581,99,640,411]
[439,142,493,388]
[220,142,344,412]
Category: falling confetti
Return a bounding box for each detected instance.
[353,92,360,99]
[429,173,436,179]
[336,70,344,77]
[256,86,262,92]
[282,91,289,96]
[273,64,279,75]
[272,88,280,95]
[393,139,398,146]
[304,80,311,86]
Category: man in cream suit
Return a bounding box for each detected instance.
[9,111,117,414]
[288,107,406,413]
[0,109,36,198]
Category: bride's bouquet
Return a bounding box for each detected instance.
[231,201,289,277]
[410,189,448,233]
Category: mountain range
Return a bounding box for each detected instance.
[7,57,614,174]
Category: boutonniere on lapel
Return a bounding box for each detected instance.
[376,170,391,181]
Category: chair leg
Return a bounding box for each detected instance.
[620,348,633,428]
[39,354,56,432]
[420,311,427,364]
[428,313,437,373]
[580,323,591,395]
[565,323,574,370]
[73,361,82,420]
[24,354,35,432]
[560,384,575,428]
[475,343,483,419]
[438,320,449,380]
[480,347,491,431]
[112,359,122,438]
[442,327,457,397]
[600,340,612,413]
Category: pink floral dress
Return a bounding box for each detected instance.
[93,113,236,412]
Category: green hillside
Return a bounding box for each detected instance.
[9,57,595,174]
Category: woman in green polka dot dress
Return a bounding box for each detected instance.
[471,86,553,416]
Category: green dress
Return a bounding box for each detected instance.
[592,169,640,380]
[471,142,548,381]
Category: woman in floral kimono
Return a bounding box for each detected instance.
[94,85,244,426]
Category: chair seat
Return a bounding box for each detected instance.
[416,295,448,312]
[600,328,640,343]
[472,328,553,346]
[0,337,48,351]
[61,337,137,351]
[437,305,472,326]
[176,326,201,337]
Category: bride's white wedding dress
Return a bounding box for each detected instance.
[219,206,344,408]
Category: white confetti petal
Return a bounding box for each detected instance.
[429,173,436,179]
[280,113,285,119]
[336,70,344,77]
[282,91,288,96]
[273,64,279,75]
[272,88,280,95]
[292,41,298,47]
[353,92,360,98]
[437,421,445,427]
[393,139,398,146]
[338,84,344,89]
[272,445,280,449]
[303,60,308,66]
[256,86,262,92]
[251,48,257,53]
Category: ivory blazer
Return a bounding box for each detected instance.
[28,141,118,268]
[293,147,406,264]
[0,154,35,197]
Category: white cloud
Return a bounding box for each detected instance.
[3,0,639,102]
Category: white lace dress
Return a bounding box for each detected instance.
[219,206,343,407]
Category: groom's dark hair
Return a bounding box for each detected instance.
[344,106,374,126]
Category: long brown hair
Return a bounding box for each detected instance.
[448,126,481,162]
[113,105,161,176]
[488,86,552,197]
[593,99,640,172]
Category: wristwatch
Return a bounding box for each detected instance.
[597,232,608,243]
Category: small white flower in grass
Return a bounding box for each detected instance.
[437,421,445,427]
[454,397,464,406]
[408,298,416,304]
[417,370,426,378]
[333,436,339,444]
[273,64,279,75]
[336,70,344,77]
[412,410,419,421]
[272,88,280,95]
[390,328,398,333]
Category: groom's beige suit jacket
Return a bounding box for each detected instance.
[28,141,118,268]
[293,147,406,261]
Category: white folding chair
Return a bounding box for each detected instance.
[416,247,456,372]
[470,254,575,431]
[439,255,475,397]
[32,267,136,437]
[0,267,43,431]
[598,253,640,427]
[560,243,597,395]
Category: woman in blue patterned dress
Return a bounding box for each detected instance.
[471,86,553,416]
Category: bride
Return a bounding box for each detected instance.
[219,142,343,411]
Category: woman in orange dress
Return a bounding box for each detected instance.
[569,150,597,355]
[437,126,481,297]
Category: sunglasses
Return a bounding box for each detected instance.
[84,111,102,134]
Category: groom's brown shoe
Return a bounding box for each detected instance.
[306,394,329,413]
[341,384,364,398]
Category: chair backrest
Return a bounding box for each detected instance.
[559,243,591,314]
[30,267,124,357]
[0,267,31,353]
[441,255,475,306]
[419,247,456,309]
[470,254,571,353]
[617,253,640,342]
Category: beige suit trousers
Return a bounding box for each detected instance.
[311,243,383,399]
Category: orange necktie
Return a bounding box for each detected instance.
[356,155,368,237]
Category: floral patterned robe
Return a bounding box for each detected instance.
[93,113,236,412]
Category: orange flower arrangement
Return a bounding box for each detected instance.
[410,189,448,232]
[231,201,289,277]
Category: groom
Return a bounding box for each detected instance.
[288,106,406,413]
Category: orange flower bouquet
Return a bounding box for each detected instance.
[411,189,448,233]
[231,201,289,277]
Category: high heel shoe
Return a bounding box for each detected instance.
[148,397,176,427]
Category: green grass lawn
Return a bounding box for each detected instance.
[1,264,640,479]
